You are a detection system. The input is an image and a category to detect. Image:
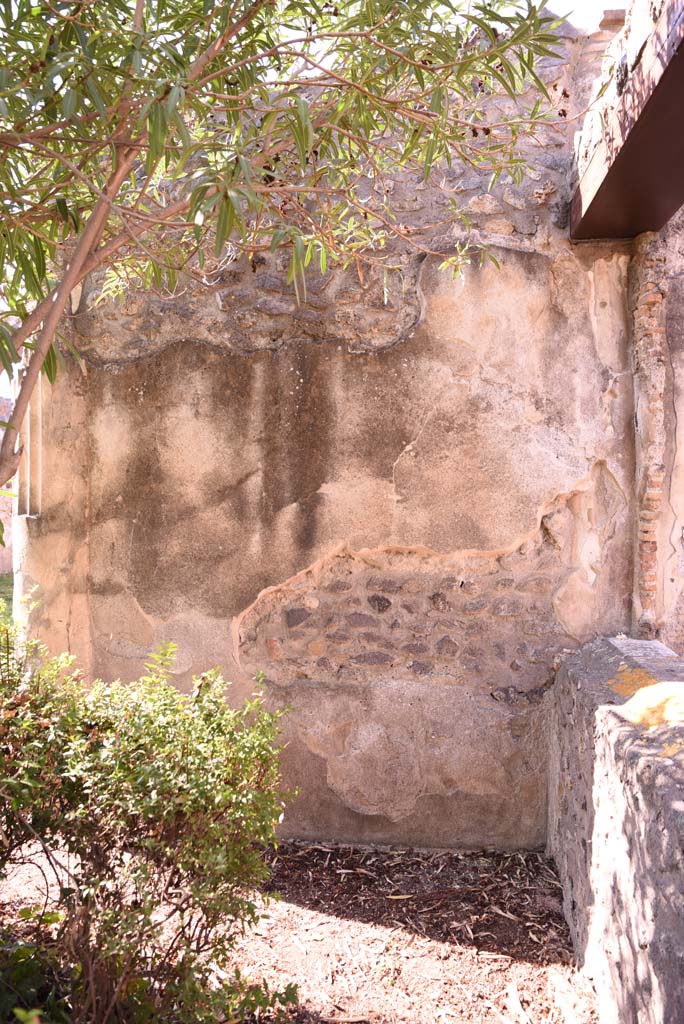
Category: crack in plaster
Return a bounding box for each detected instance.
[389,388,449,527]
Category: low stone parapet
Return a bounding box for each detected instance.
[547,637,684,1024]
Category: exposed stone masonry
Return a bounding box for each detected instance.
[232,457,631,845]
[630,233,668,637]
[235,532,567,844]
[238,543,571,699]
[74,251,424,363]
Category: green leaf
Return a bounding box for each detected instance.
[214,195,234,255]
[61,87,79,119]
[0,323,20,364]
[164,84,184,118]
[85,75,106,117]
[31,236,46,282]
[15,250,43,299]
[147,101,168,169]
[292,96,314,170]
[41,343,58,385]
[172,109,192,149]
[55,197,69,224]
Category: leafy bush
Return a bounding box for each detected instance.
[0,630,293,1023]
[0,935,70,1023]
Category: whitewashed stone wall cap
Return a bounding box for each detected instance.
[609,636,677,658]
[559,637,684,711]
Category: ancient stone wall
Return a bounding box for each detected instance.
[630,233,668,637]
[567,0,684,653]
[547,637,684,1024]
[659,208,684,652]
[617,209,684,653]
[15,20,638,847]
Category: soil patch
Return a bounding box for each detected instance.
[0,844,597,1023]
[231,842,597,1024]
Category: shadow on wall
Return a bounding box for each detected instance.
[601,702,684,1024]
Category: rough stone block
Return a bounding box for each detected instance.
[547,637,684,1024]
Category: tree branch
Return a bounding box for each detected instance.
[0,144,141,485]
[187,0,272,83]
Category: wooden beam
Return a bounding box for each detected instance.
[571,0,684,240]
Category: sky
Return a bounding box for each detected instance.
[560,2,607,33]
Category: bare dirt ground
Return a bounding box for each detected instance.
[0,843,597,1024]
[230,842,598,1024]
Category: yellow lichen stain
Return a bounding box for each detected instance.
[618,682,684,730]
[660,739,684,760]
[608,664,659,699]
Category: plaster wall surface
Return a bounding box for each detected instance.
[15,25,638,847]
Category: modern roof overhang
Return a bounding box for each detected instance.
[570,0,684,240]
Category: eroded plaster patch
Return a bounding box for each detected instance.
[235,464,627,825]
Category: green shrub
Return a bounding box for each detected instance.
[0,630,293,1023]
[0,936,70,1023]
